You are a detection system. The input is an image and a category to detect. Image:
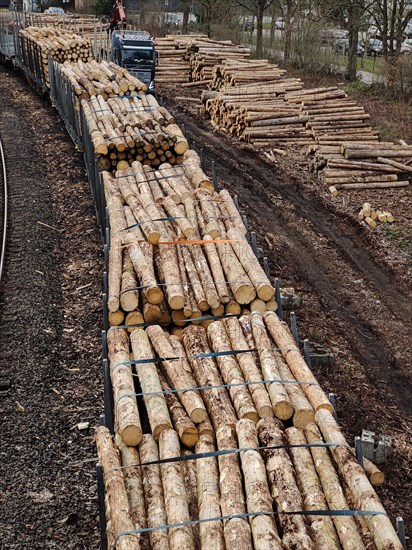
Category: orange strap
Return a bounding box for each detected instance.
[157,238,241,245]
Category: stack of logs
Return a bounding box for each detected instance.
[155,35,206,84]
[201,80,314,147]
[311,141,411,195]
[209,59,287,90]
[96,312,400,550]
[80,90,189,171]
[358,202,394,228]
[186,39,251,83]
[104,155,276,328]
[19,26,91,87]
[60,59,147,99]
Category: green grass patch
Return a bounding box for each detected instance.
[381,226,412,255]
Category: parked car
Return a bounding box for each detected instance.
[44,6,65,14]
[320,28,347,45]
[364,38,383,56]
[403,38,412,50]
[333,38,364,56]
[389,40,411,54]
[404,21,412,38]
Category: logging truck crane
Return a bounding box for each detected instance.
[110,1,158,94]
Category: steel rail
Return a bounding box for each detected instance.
[0,137,8,285]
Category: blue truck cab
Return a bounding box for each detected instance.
[111,30,158,94]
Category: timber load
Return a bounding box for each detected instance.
[60,59,147,98]
[103,160,276,327]
[96,313,401,549]
[78,86,188,171]
[19,26,91,88]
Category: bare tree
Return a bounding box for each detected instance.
[370,0,412,60]
[235,0,274,56]
[182,0,191,33]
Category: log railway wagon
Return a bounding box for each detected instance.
[0,11,15,63]
[0,27,407,550]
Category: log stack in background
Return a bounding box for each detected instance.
[209,58,287,90]
[154,37,410,197]
[96,311,400,550]
[301,87,411,194]
[19,26,91,87]
[186,38,251,82]
[103,159,276,328]
[155,35,205,84]
[201,79,312,147]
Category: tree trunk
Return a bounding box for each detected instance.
[117,438,150,550]
[284,0,293,63]
[120,249,139,313]
[347,2,359,81]
[146,325,207,424]
[216,425,253,550]
[107,328,142,446]
[269,3,277,49]
[207,321,258,422]
[181,449,200,548]
[257,418,314,550]
[303,423,366,549]
[224,316,273,419]
[256,0,264,58]
[95,426,141,550]
[263,311,334,413]
[236,419,283,550]
[285,427,341,549]
[182,325,238,431]
[196,437,225,549]
[159,429,195,550]
[202,235,231,304]
[227,228,274,301]
[130,329,172,439]
[182,0,190,34]
[139,0,146,27]
[138,435,170,550]
[251,313,293,420]
[158,371,199,447]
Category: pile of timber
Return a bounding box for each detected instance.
[19,26,91,87]
[22,12,99,33]
[209,59,287,90]
[358,202,394,228]
[300,87,411,194]
[292,87,377,146]
[80,91,188,171]
[96,312,400,550]
[155,35,205,84]
[60,59,146,99]
[186,39,251,82]
[104,161,276,328]
[201,81,314,147]
[311,142,411,195]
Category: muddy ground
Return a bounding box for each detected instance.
[0,66,102,549]
[161,86,412,528]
